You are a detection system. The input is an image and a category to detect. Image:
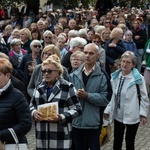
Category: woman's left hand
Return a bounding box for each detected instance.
[46,114,62,123]
[140,116,147,125]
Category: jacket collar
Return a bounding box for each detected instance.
[37,78,62,102]
[74,63,102,76]
[111,68,142,86]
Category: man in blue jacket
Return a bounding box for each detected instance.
[69,43,111,150]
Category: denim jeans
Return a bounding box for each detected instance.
[113,120,139,150]
[72,127,100,150]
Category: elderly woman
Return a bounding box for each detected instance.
[0,58,31,145]
[20,28,32,54]
[101,28,111,48]
[56,35,67,60]
[18,40,42,87]
[27,44,68,98]
[61,37,87,72]
[29,55,82,150]
[9,38,27,80]
[54,24,63,36]
[42,30,53,48]
[123,30,137,55]
[105,27,126,75]
[92,34,106,69]
[37,20,45,38]
[70,50,85,72]
[104,51,149,150]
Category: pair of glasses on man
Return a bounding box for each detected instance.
[42,69,58,74]
[33,45,41,48]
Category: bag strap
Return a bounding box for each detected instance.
[8,128,19,144]
[136,84,141,107]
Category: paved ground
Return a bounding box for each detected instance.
[27,112,150,150]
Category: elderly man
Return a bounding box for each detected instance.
[69,43,111,150]
[61,37,87,72]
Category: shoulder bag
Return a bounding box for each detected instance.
[4,128,28,150]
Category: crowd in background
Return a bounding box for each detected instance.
[0,2,150,149]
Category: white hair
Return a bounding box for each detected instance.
[70,37,87,49]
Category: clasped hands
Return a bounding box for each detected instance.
[77,89,88,100]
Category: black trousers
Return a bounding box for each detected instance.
[113,119,139,150]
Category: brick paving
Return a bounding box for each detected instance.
[27,112,150,150]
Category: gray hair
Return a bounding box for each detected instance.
[84,43,100,54]
[68,30,78,37]
[10,38,22,47]
[78,28,87,37]
[124,30,133,36]
[70,37,87,49]
[120,51,137,67]
[43,30,53,37]
[30,40,43,50]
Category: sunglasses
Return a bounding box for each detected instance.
[45,36,52,39]
[33,45,41,48]
[42,69,58,74]
[105,21,110,23]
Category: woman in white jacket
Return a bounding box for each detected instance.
[104,51,149,150]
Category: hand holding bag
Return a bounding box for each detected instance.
[4,128,28,150]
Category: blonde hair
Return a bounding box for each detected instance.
[0,52,9,60]
[0,58,13,74]
[110,27,123,39]
[70,50,85,61]
[20,28,32,40]
[42,56,63,77]
[41,44,60,61]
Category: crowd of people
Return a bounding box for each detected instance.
[0,2,150,150]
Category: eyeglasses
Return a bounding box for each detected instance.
[45,36,52,39]
[42,69,58,74]
[93,40,100,44]
[105,21,110,24]
[33,45,41,48]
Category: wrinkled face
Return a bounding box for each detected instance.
[71,56,84,70]
[42,63,59,86]
[12,43,21,53]
[121,57,134,75]
[56,39,65,50]
[84,45,99,66]
[0,72,10,89]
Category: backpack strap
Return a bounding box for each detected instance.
[136,84,141,107]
